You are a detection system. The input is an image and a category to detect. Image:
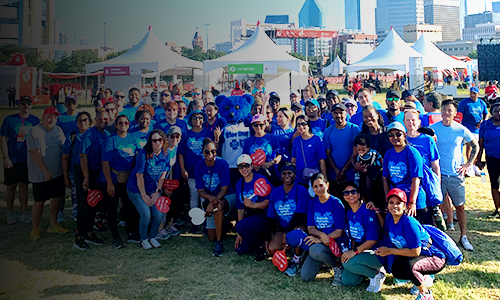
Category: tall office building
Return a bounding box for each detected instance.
[493,1,500,13]
[299,0,325,28]
[345,0,376,34]
[376,0,425,41]
[465,11,500,28]
[424,0,460,41]
[459,0,467,30]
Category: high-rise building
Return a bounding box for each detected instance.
[424,0,460,41]
[192,27,203,48]
[493,1,500,13]
[345,0,376,34]
[299,0,325,28]
[265,15,289,24]
[459,0,467,30]
[465,11,500,28]
[404,23,443,42]
[375,0,425,42]
[462,23,500,40]
[59,32,67,45]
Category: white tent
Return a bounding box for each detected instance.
[346,29,423,73]
[322,55,347,76]
[412,34,467,70]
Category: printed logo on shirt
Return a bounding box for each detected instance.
[230,140,240,150]
[314,211,334,229]
[388,161,408,184]
[14,122,35,136]
[187,137,204,156]
[118,144,136,157]
[202,173,220,192]
[242,190,256,203]
[275,198,297,222]
[389,232,407,249]
[311,127,324,139]
[349,220,365,242]
[249,142,273,158]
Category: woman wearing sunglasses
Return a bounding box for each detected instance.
[383,122,427,223]
[339,182,385,292]
[99,115,140,248]
[195,138,235,257]
[234,154,272,255]
[126,129,171,250]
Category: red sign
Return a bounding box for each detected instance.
[156,196,171,213]
[104,66,130,76]
[254,178,271,197]
[329,237,342,258]
[276,29,338,39]
[87,189,103,207]
[272,250,288,272]
[163,179,180,192]
[250,149,266,167]
[20,67,33,97]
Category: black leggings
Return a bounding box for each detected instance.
[73,165,100,237]
[486,156,500,190]
[392,255,446,286]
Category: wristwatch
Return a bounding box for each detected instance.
[156,188,162,194]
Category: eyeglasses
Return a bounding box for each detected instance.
[192,116,204,120]
[20,102,32,106]
[114,95,126,99]
[305,106,317,110]
[152,138,163,143]
[282,171,294,176]
[238,163,251,169]
[117,121,130,125]
[346,104,355,108]
[105,108,117,112]
[169,134,181,139]
[343,189,358,196]
[297,122,308,127]
[252,123,265,128]
[77,118,90,123]
[387,97,400,102]
[204,149,217,155]
[388,132,404,138]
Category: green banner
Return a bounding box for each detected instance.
[227,64,263,74]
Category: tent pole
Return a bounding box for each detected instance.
[84,74,88,106]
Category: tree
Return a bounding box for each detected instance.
[55,50,102,73]
[105,48,130,60]
[179,45,225,61]
[467,50,477,59]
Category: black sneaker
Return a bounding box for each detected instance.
[85,233,104,245]
[213,241,223,257]
[190,224,200,233]
[93,219,108,232]
[112,237,126,249]
[74,238,89,250]
[254,245,267,262]
[127,233,141,244]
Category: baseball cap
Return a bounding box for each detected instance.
[19,96,32,103]
[43,107,61,116]
[280,162,296,174]
[332,103,347,111]
[470,86,479,94]
[65,96,77,103]
[269,92,279,98]
[285,229,310,251]
[237,154,252,166]
[305,99,320,108]
[317,95,326,102]
[364,82,376,90]
[344,98,358,107]
[290,102,302,112]
[386,90,401,99]
[251,113,267,123]
[326,90,339,97]
[386,188,407,203]
[167,126,182,136]
[387,121,406,133]
[403,101,417,110]
[401,90,414,99]
[290,91,300,97]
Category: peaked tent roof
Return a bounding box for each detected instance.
[203,25,306,74]
[346,29,423,73]
[412,34,467,70]
[322,55,346,75]
[85,28,202,74]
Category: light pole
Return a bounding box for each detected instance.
[74,31,77,45]
[204,24,210,60]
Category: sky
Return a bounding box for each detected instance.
[55,0,496,51]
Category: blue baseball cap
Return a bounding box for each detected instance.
[470,87,479,94]
[285,229,310,251]
[305,98,320,108]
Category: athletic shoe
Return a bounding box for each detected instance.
[47,223,69,234]
[57,211,65,223]
[460,235,474,251]
[118,220,126,228]
[30,228,40,240]
[415,290,434,300]
[442,212,447,220]
[141,239,153,250]
[331,266,343,287]
[174,217,185,226]
[112,237,126,249]
[254,245,267,262]
[447,223,455,231]
[149,238,162,248]
[190,224,200,233]
[394,278,410,286]
[168,225,181,236]
[93,219,108,232]
[213,241,223,257]
[85,233,104,245]
[74,238,89,250]
[127,233,141,244]
[284,262,298,277]
[18,212,32,224]
[410,275,434,294]
[453,211,458,221]
[368,270,386,293]
[7,212,16,225]
[156,228,172,240]
[488,211,500,219]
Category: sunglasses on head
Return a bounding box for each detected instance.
[152,138,163,143]
[252,123,265,128]
[114,95,126,99]
[388,132,404,138]
[343,189,358,196]
[238,163,251,169]
[387,97,400,102]
[204,149,217,155]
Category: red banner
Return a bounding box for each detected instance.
[276,29,338,39]
[1,53,26,66]
[20,67,33,97]
[104,66,130,76]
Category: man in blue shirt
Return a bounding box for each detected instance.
[350,88,384,126]
[382,90,405,125]
[122,88,142,121]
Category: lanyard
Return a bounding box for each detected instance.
[18,114,28,131]
[206,117,217,132]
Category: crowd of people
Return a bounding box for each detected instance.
[2,78,499,300]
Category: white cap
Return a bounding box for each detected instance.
[237,154,252,165]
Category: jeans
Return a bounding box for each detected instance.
[187,178,200,209]
[127,190,163,241]
[342,251,383,286]
[300,243,340,283]
[234,214,268,254]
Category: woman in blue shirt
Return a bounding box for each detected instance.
[204,102,227,133]
[271,107,295,162]
[100,115,140,248]
[375,188,446,300]
[127,129,170,250]
[129,110,153,149]
[301,173,347,284]
[291,115,327,186]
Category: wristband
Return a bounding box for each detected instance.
[354,250,359,255]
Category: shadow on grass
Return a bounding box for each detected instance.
[439,268,500,289]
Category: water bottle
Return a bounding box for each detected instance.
[481,171,486,183]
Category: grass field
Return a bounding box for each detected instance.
[0,88,499,300]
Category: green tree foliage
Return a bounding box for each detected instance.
[0,44,56,72]
[179,45,225,61]
[55,50,102,73]
[467,50,477,59]
[105,48,130,60]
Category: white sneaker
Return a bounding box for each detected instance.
[370,270,386,293]
[149,238,162,248]
[141,239,153,250]
[6,212,16,225]
[447,223,455,231]
[18,212,32,224]
[366,277,376,292]
[424,274,434,287]
[331,266,343,286]
[460,235,474,251]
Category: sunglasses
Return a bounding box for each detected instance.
[305,105,317,110]
[192,93,200,96]
[343,189,358,196]
[297,122,308,127]
[387,97,400,102]
[67,101,77,105]
[152,138,163,143]
[238,163,251,169]
[105,108,117,111]
[346,104,355,108]
[252,123,265,128]
[117,121,130,125]
[192,116,204,120]
[114,95,126,99]
[388,132,404,138]
[161,93,170,97]
[169,134,181,139]
[204,149,217,155]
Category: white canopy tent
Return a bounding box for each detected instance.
[346,29,423,73]
[322,55,347,76]
[412,34,467,70]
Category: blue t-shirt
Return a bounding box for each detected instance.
[204,117,228,133]
[178,129,214,177]
[121,103,140,122]
[347,203,380,249]
[99,133,139,183]
[292,135,327,184]
[384,214,430,249]
[235,173,273,216]
[154,118,188,135]
[129,120,156,132]
[458,98,488,134]
[271,125,294,162]
[414,100,425,115]
[127,148,170,194]
[61,131,84,167]
[407,134,440,167]
[430,121,474,176]
[360,128,394,157]
[129,126,153,149]
[383,145,426,209]
[0,114,40,163]
[323,123,360,180]
[194,157,232,196]
[309,118,327,139]
[154,106,166,123]
[381,111,405,127]
[322,112,352,125]
[80,127,110,171]
[355,101,383,113]
[479,119,500,159]
[419,112,442,127]
[307,195,346,235]
[268,183,309,231]
[349,108,386,127]
[243,134,281,163]
[57,112,78,137]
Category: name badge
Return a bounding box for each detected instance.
[16,130,26,143]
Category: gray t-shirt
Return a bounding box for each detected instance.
[26,124,66,183]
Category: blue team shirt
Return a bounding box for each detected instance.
[0,114,39,163]
[127,148,170,194]
[355,101,383,113]
[121,103,140,122]
[129,126,153,149]
[179,129,214,177]
[323,123,360,180]
[419,112,442,127]
[195,157,232,196]
[307,195,346,235]
[61,131,84,167]
[479,119,500,159]
[271,125,294,162]
[99,133,138,183]
[243,134,281,163]
[458,98,488,134]
[153,106,166,123]
[292,135,327,184]
[268,183,309,231]
[347,203,380,249]
[309,118,327,139]
[57,112,78,137]
[204,117,228,133]
[381,111,405,126]
[407,134,440,167]
[235,174,273,216]
[384,214,430,249]
[80,127,110,171]
[154,118,188,135]
[349,108,387,127]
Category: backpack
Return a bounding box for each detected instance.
[423,225,463,266]
[422,163,443,207]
